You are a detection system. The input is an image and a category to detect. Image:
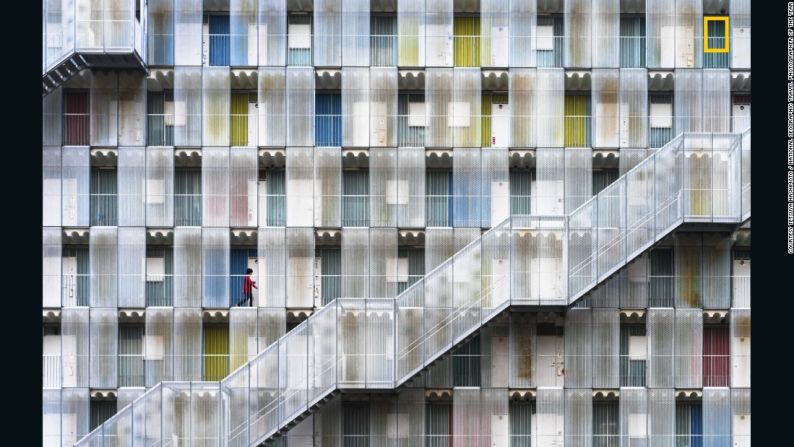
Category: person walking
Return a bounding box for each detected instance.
[241,268,257,307]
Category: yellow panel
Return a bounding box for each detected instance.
[564,95,589,147]
[481,95,492,147]
[230,92,250,146]
[454,17,481,67]
[203,324,229,381]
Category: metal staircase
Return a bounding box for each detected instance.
[75,129,751,447]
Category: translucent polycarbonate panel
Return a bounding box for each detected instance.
[117,147,145,227]
[537,69,565,147]
[619,69,648,148]
[174,0,202,65]
[451,235,482,341]
[43,389,61,447]
[257,227,285,308]
[675,234,702,307]
[315,0,342,66]
[249,343,279,439]
[91,72,119,147]
[423,228,454,358]
[591,309,619,388]
[118,72,146,146]
[366,300,396,386]
[675,0,703,68]
[286,146,314,227]
[174,308,202,381]
[202,227,230,307]
[620,388,648,446]
[453,147,482,227]
[43,146,61,227]
[43,88,62,146]
[425,68,453,147]
[564,389,592,447]
[621,148,650,175]
[229,0,258,66]
[507,314,535,388]
[396,147,426,227]
[279,321,309,416]
[536,147,564,215]
[647,308,674,388]
[230,308,258,370]
[287,67,315,146]
[202,147,230,227]
[675,69,703,133]
[731,389,750,447]
[398,0,426,66]
[61,388,90,446]
[597,178,626,277]
[508,70,538,149]
[62,145,90,227]
[203,68,230,146]
[229,147,258,227]
[703,70,731,133]
[565,148,592,213]
[258,307,285,347]
[591,0,619,67]
[43,228,61,308]
[426,0,453,67]
[342,67,370,147]
[222,365,250,447]
[160,383,188,444]
[509,0,536,67]
[626,155,654,256]
[675,308,703,388]
[148,0,174,65]
[174,67,203,146]
[565,308,592,388]
[592,69,619,148]
[511,218,566,304]
[314,146,342,227]
[61,308,90,388]
[308,303,337,399]
[481,0,509,68]
[258,67,287,147]
[730,309,750,388]
[564,0,592,68]
[341,228,369,298]
[174,227,201,307]
[192,384,221,446]
[371,67,398,147]
[90,227,118,307]
[453,388,480,447]
[370,148,398,227]
[646,0,674,68]
[703,387,731,447]
[481,148,510,229]
[536,387,565,447]
[341,0,370,66]
[89,308,118,388]
[258,0,286,66]
[701,234,731,309]
[731,0,751,69]
[452,68,481,147]
[654,137,683,233]
[369,228,398,299]
[647,388,674,447]
[287,227,314,308]
[117,227,145,307]
[622,255,649,308]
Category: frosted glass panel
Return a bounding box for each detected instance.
[258,67,286,147]
[118,146,146,226]
[146,146,175,227]
[202,67,230,146]
[287,67,315,146]
[342,0,370,66]
[202,147,230,227]
[118,227,145,308]
[174,67,203,146]
[258,0,287,66]
[90,227,118,307]
[174,0,202,65]
[315,0,342,66]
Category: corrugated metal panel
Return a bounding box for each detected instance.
[454,16,480,67]
[316,93,342,146]
[203,325,229,381]
[118,324,144,387]
[703,326,729,387]
[147,91,175,146]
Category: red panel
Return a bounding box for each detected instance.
[64,91,89,145]
[703,326,729,386]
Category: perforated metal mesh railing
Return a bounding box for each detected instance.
[75,129,750,447]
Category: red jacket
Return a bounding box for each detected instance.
[243,275,255,294]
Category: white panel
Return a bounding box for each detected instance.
[629,335,648,360]
[650,103,673,128]
[491,103,510,148]
[537,26,554,50]
[288,24,311,49]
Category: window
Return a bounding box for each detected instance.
[620,16,646,67]
[263,169,286,227]
[704,17,730,68]
[649,247,674,307]
[536,15,563,67]
[593,400,619,447]
[426,170,453,227]
[316,93,342,146]
[482,95,509,147]
[64,91,89,145]
[593,169,619,196]
[371,15,397,66]
[620,324,647,386]
[732,95,750,133]
[343,170,370,227]
[343,402,370,447]
[398,94,426,146]
[565,95,592,147]
[649,95,673,148]
[145,246,173,306]
[396,248,424,294]
[90,167,118,226]
[118,324,144,387]
[62,245,89,307]
[454,16,481,67]
[509,401,534,447]
[203,324,229,381]
[675,401,703,446]
[452,334,481,387]
[90,399,117,431]
[231,248,257,307]
[174,168,202,226]
[288,15,312,65]
[231,92,257,146]
[316,248,342,306]
[510,170,532,215]
[703,325,729,386]
[207,15,230,66]
[147,91,175,146]
[43,326,61,388]
[426,403,452,447]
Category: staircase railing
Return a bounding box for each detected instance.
[75,129,750,447]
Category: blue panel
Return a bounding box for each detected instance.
[230,248,257,307]
[315,93,342,146]
[209,15,231,66]
[692,404,703,447]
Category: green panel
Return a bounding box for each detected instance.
[426,403,451,447]
[452,334,481,386]
[454,17,480,67]
[510,401,533,447]
[203,325,229,381]
[481,95,508,147]
[399,19,420,66]
[230,92,252,146]
[342,402,370,447]
[564,95,591,147]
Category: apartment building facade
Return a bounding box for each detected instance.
[42,0,751,446]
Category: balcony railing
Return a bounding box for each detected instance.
[76,129,750,447]
[43,354,61,388]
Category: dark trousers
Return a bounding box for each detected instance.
[238,292,253,307]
